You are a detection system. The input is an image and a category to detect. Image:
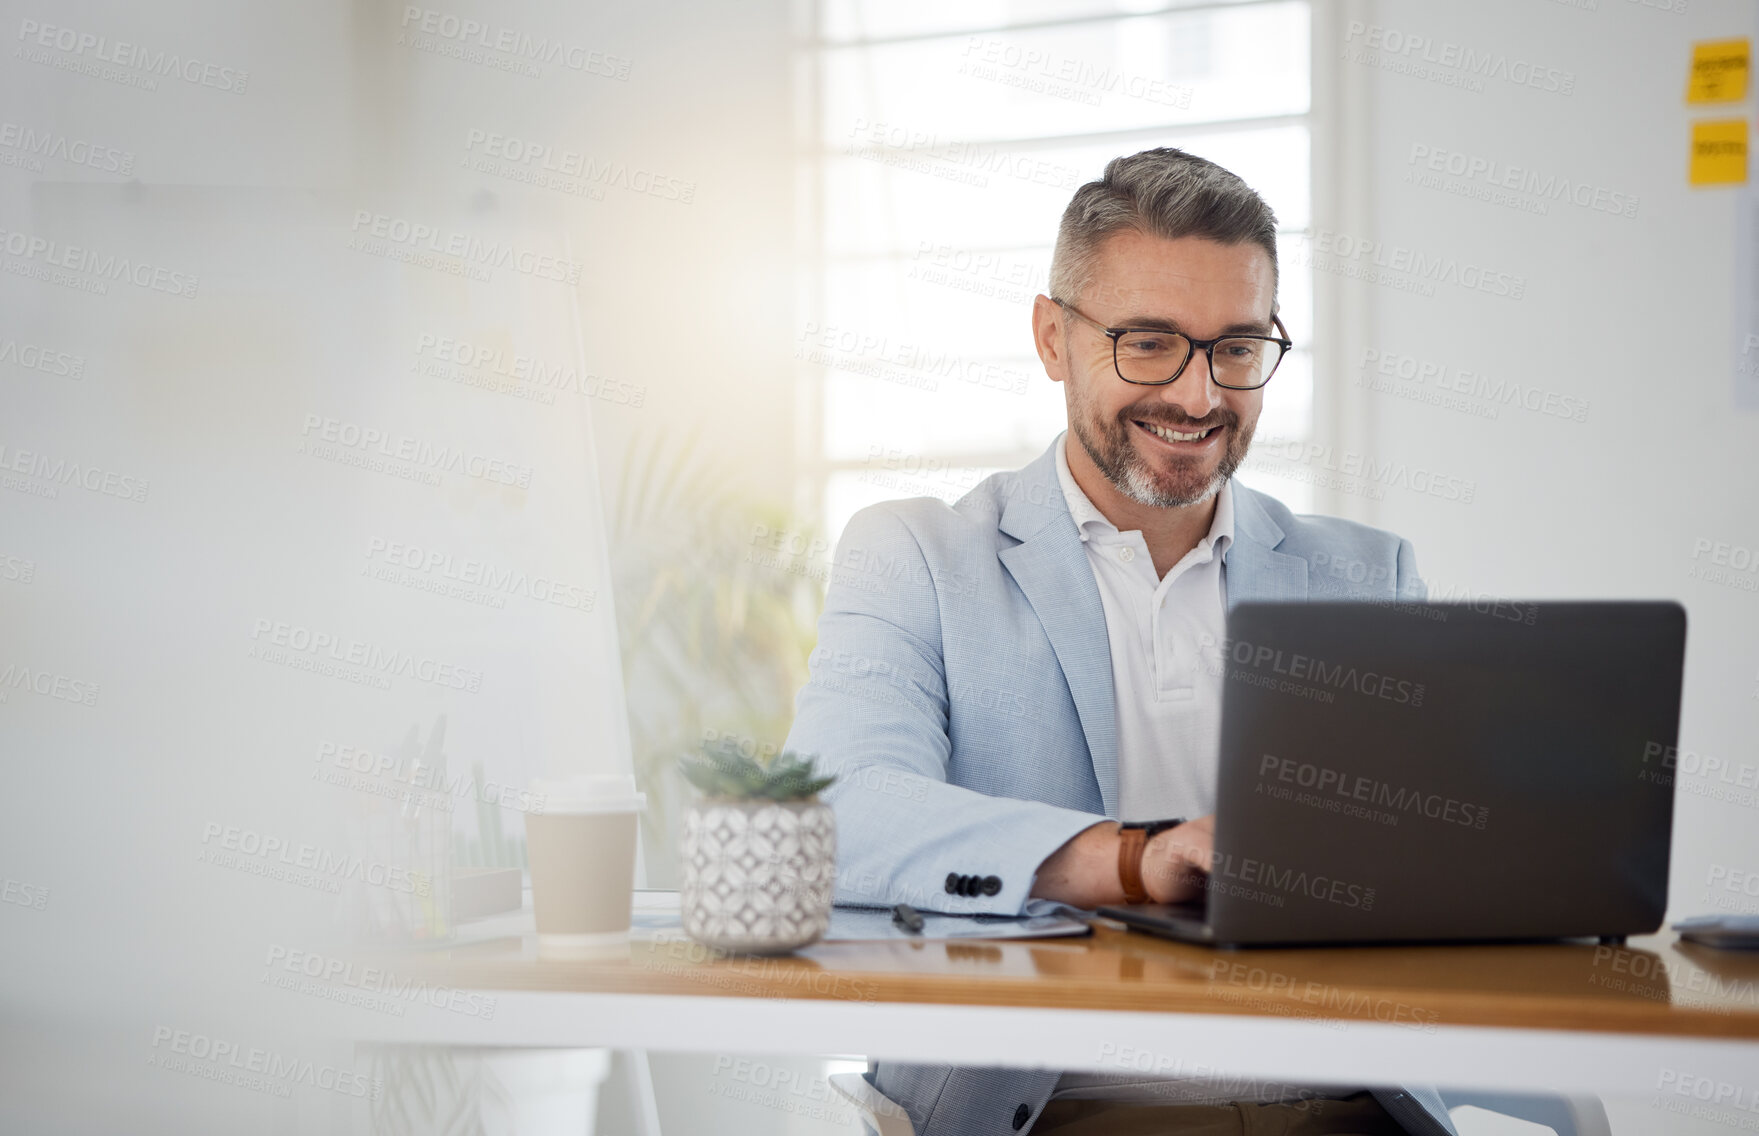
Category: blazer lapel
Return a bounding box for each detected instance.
[1223,483,1309,608]
[995,445,1119,817]
[987,456,1309,816]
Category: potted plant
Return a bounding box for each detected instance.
[678,739,837,954]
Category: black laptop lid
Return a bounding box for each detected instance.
[1206,601,1685,946]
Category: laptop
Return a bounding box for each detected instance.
[1098,601,1686,948]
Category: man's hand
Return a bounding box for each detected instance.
[1141,815,1214,905]
[1029,814,1216,908]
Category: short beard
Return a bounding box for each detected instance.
[1071,397,1255,509]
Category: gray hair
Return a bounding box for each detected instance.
[1048,147,1279,307]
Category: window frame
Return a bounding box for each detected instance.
[794,0,1320,545]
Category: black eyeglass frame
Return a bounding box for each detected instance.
[1052,297,1293,390]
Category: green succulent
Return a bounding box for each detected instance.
[679,739,837,801]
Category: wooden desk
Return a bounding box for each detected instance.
[356,922,1759,1097]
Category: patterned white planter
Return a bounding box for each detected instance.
[681,797,835,954]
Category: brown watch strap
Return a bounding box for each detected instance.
[1118,825,1151,904]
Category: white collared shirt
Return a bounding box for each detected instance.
[1052,432,1285,1107]
[1052,430,1232,822]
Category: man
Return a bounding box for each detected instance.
[783,149,1451,1135]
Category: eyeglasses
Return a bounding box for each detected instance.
[1053,298,1292,390]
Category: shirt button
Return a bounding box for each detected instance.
[1118,547,1135,562]
[1013,1103,1031,1129]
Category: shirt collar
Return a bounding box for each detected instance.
[1054,429,1235,556]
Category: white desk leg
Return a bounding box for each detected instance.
[623,1049,664,1136]
[624,822,662,1134]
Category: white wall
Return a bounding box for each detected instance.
[1311,0,1759,917]
[0,0,797,1130]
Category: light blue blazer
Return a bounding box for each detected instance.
[783,435,1453,1136]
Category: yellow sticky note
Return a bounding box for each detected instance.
[1690,119,1748,185]
[1688,38,1750,103]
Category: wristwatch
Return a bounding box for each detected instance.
[1117,818,1187,905]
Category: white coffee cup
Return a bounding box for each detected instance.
[526,774,645,956]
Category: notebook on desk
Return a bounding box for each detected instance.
[634,892,1091,943]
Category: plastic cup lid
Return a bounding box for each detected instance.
[531,773,646,813]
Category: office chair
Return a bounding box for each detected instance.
[828,1070,1613,1136]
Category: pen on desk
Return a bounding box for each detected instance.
[891,903,925,934]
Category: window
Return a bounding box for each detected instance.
[796,0,1316,550]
